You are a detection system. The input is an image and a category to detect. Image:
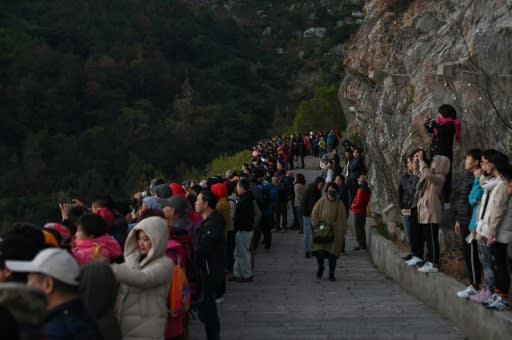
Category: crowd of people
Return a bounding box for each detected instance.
[1,107,511,340]
[0,128,373,340]
[398,104,511,311]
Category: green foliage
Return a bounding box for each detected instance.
[0,0,363,225]
[206,150,252,178]
[349,133,363,147]
[292,85,346,133]
[373,224,390,239]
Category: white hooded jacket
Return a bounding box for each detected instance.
[476,175,509,240]
[113,216,174,340]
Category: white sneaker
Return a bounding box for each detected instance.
[406,256,422,266]
[457,285,478,298]
[418,261,439,273]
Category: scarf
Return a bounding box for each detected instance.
[436,116,462,142]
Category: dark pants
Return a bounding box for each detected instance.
[460,225,481,287]
[198,279,220,340]
[275,200,287,229]
[354,213,367,248]
[410,208,424,259]
[422,223,440,266]
[492,242,510,297]
[254,215,272,249]
[289,153,295,169]
[226,230,235,273]
[289,199,299,228]
[348,179,358,204]
[315,250,337,274]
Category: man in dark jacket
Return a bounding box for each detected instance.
[347,147,365,203]
[453,149,482,299]
[398,154,419,260]
[273,171,288,232]
[6,248,103,340]
[195,190,226,340]
[231,179,255,282]
[302,176,326,258]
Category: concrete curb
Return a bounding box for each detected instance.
[368,227,512,340]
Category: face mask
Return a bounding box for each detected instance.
[327,191,337,200]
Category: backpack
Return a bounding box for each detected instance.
[169,228,203,306]
[166,240,191,317]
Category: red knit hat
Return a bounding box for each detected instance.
[211,183,228,198]
[95,208,114,229]
[169,182,186,197]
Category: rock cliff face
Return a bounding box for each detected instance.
[339,0,512,221]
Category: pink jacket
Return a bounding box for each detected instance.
[72,234,122,265]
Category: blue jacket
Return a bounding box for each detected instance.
[468,176,484,231]
[258,181,278,217]
[45,298,103,340]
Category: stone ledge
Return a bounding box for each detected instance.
[368,227,512,340]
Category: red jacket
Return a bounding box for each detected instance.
[351,185,371,215]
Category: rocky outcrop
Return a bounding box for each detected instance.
[339,0,512,222]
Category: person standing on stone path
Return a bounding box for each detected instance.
[294,173,306,235]
[351,175,371,251]
[424,104,462,203]
[230,179,255,282]
[470,150,510,310]
[398,153,419,261]
[311,182,347,281]
[347,147,365,204]
[111,217,173,340]
[195,190,225,340]
[415,150,451,273]
[302,177,326,258]
[488,169,512,311]
[453,149,483,299]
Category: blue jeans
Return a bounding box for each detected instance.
[401,215,412,249]
[478,238,495,291]
[303,216,312,253]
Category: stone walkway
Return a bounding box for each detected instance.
[190,165,464,340]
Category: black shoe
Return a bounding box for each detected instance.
[316,267,324,279]
[361,246,368,251]
[237,276,253,283]
[353,246,361,251]
[402,254,413,261]
[328,273,336,281]
[227,275,239,282]
[305,252,311,258]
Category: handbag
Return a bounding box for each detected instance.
[312,221,335,243]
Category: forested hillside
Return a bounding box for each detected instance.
[0,0,362,223]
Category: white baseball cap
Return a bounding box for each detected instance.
[5,248,79,286]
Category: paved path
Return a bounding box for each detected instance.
[190,164,464,340]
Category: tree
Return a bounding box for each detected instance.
[292,86,346,133]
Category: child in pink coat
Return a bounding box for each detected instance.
[72,214,122,265]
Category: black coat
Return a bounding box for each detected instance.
[234,190,255,231]
[398,173,419,209]
[197,211,226,280]
[425,119,455,159]
[303,182,323,217]
[452,171,475,225]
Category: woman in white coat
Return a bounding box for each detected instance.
[112,216,174,340]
